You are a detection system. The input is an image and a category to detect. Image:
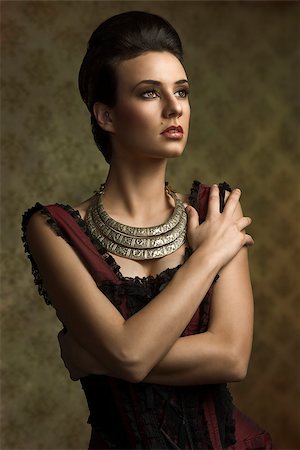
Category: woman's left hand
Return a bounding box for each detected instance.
[57,329,106,380]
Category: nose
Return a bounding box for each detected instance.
[162,94,183,118]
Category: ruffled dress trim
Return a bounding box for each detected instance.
[21,202,61,305]
[21,179,232,306]
[21,180,237,449]
[21,201,120,306]
[21,180,203,305]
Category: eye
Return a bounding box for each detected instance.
[175,88,189,98]
[141,89,159,99]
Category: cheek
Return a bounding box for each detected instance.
[185,103,191,120]
[115,102,157,131]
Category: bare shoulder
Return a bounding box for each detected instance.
[25,208,50,239]
[25,209,63,260]
[24,193,95,250]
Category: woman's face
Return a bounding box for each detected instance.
[108,51,190,162]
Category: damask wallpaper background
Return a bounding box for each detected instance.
[1,1,299,449]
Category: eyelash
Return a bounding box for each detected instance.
[141,88,189,99]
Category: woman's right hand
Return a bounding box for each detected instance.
[185,185,254,270]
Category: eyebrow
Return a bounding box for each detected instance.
[132,79,189,91]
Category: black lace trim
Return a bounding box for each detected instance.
[21,202,64,306]
[211,384,236,448]
[100,264,186,316]
[189,180,201,210]
[20,180,216,305]
[22,181,201,295]
[218,181,232,213]
[21,201,121,306]
[22,182,236,447]
[82,375,214,449]
[21,180,228,305]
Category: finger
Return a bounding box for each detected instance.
[243,234,254,246]
[206,184,220,218]
[223,188,241,216]
[185,205,200,230]
[237,216,252,231]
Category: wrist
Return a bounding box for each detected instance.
[191,245,222,275]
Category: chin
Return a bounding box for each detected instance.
[166,148,185,158]
[156,141,186,158]
[165,144,186,158]
[147,147,184,160]
[134,141,186,160]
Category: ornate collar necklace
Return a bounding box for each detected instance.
[85,183,187,260]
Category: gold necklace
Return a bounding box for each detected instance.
[85,183,187,260]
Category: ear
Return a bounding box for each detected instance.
[93,102,115,133]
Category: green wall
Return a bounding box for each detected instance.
[1,1,299,448]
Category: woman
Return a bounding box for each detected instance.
[22,11,273,450]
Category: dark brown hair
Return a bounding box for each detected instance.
[78,11,184,163]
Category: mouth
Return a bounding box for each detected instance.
[160,125,184,139]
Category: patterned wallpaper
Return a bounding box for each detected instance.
[1,1,299,449]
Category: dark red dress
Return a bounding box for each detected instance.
[22,180,273,449]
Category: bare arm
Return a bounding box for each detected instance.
[143,245,253,384]
[28,218,218,383]
[142,199,254,385]
[60,197,253,385]
[27,186,252,383]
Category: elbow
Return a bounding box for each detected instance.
[230,360,248,382]
[112,347,148,384]
[227,349,250,382]
[120,365,146,384]
[124,370,145,384]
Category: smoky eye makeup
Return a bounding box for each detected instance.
[137,85,190,100]
[175,87,190,97]
[140,88,159,98]
[133,78,189,93]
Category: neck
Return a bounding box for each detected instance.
[102,158,174,226]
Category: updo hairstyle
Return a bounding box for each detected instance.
[78,11,184,163]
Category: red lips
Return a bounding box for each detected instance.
[161,125,183,134]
